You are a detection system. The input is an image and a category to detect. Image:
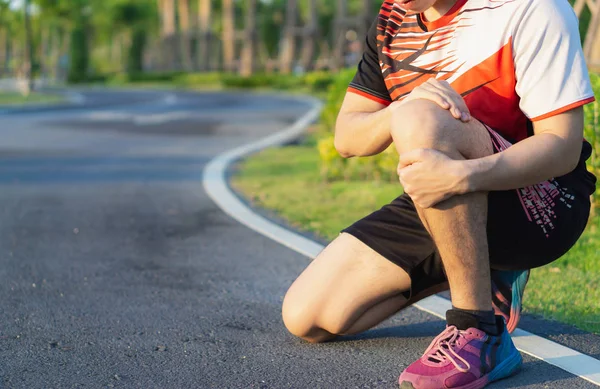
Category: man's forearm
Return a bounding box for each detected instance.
[334,103,396,158]
[463,133,581,193]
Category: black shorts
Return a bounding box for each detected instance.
[342,128,597,299]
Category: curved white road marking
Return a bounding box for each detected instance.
[202,95,600,386]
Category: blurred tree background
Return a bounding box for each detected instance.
[3,0,599,87]
[0,0,386,86]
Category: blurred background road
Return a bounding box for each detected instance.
[0,89,597,388]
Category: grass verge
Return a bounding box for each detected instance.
[231,141,600,334]
[0,91,65,106]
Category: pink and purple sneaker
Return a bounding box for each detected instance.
[398,319,522,389]
[491,270,530,333]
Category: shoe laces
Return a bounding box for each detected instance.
[424,326,471,373]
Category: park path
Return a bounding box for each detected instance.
[0,89,597,388]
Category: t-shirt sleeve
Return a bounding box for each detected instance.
[347,17,393,106]
[513,0,595,122]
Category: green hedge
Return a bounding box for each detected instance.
[584,74,600,210]
[100,71,337,92]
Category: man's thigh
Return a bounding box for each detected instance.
[283,233,412,333]
[282,194,449,338]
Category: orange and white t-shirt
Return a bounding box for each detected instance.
[348,0,596,142]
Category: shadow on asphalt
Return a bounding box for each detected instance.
[490,360,579,388]
[336,320,447,342]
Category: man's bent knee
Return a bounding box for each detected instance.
[391,99,494,159]
[281,291,337,343]
[390,100,459,154]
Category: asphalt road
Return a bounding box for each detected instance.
[0,89,598,389]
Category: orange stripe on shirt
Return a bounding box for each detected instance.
[347,87,392,106]
[531,97,596,121]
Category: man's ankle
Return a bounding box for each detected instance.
[446,307,500,335]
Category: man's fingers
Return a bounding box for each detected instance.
[398,149,428,168]
[425,80,471,121]
[413,85,451,110]
[420,84,464,120]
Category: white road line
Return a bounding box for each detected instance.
[202,96,600,387]
[133,111,191,126]
[66,91,86,105]
[164,93,178,106]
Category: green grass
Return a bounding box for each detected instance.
[232,142,402,241]
[232,142,600,334]
[0,91,65,106]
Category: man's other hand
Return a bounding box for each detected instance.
[397,149,469,208]
[404,78,471,123]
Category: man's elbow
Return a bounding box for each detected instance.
[564,150,581,175]
[556,144,581,176]
[334,119,356,158]
[334,135,355,158]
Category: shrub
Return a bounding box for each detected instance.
[220,73,317,90]
[320,68,355,131]
[303,71,336,92]
[174,72,222,87]
[317,68,399,183]
[318,135,346,181]
[126,71,184,83]
[584,73,600,211]
[67,19,90,83]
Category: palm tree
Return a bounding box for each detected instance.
[279,0,298,74]
[332,0,348,70]
[33,0,72,82]
[159,0,178,70]
[0,1,12,77]
[222,0,235,72]
[178,0,193,71]
[22,0,34,94]
[240,0,257,76]
[197,0,212,71]
[300,0,317,72]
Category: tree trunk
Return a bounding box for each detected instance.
[39,25,50,80]
[22,0,33,94]
[178,0,193,71]
[358,0,373,54]
[279,0,298,74]
[0,28,6,77]
[331,0,349,70]
[54,27,69,82]
[5,30,12,76]
[222,0,235,72]
[300,0,317,72]
[316,40,331,70]
[48,26,59,81]
[160,0,179,70]
[197,0,212,71]
[240,0,257,76]
[156,0,165,70]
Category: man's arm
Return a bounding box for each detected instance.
[464,108,584,192]
[334,93,394,158]
[336,79,472,158]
